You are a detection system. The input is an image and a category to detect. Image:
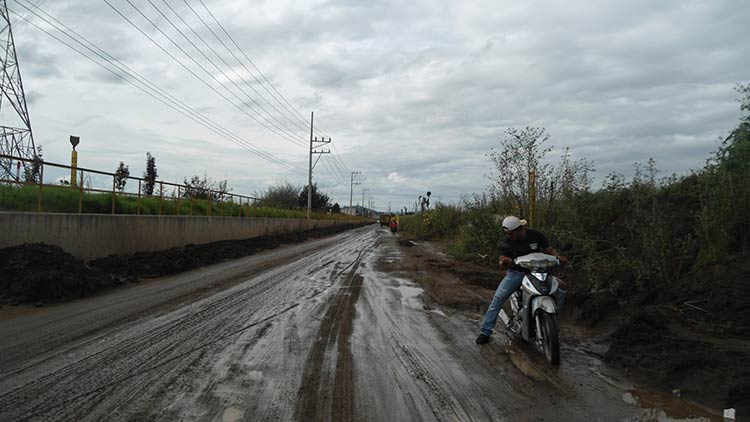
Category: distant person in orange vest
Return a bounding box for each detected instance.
[390,218,398,234]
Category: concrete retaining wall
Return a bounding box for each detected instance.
[1,212,352,261]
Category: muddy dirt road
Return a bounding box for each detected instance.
[0,226,723,421]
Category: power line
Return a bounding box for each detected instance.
[188,1,353,176]
[328,155,351,185]
[328,144,351,178]
[320,156,347,186]
[147,0,307,145]
[13,0,46,29]
[181,0,310,135]
[12,2,306,175]
[126,0,305,146]
[196,0,313,132]
[105,0,306,148]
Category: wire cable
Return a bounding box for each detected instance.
[12,2,306,175]
[105,0,306,148]
[148,0,307,145]
[182,0,310,135]
[197,0,313,131]
[189,1,353,175]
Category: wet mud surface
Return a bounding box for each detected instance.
[391,234,730,421]
[0,226,731,421]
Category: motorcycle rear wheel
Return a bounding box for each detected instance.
[538,311,560,365]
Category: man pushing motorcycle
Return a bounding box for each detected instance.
[476,216,568,345]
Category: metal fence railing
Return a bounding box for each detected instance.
[0,153,269,217]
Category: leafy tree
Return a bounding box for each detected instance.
[298,183,330,211]
[697,84,750,259]
[737,83,750,122]
[487,126,552,218]
[182,174,231,201]
[23,145,43,183]
[487,127,594,227]
[255,182,300,209]
[331,202,341,213]
[114,161,130,192]
[143,152,157,195]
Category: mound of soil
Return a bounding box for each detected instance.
[0,243,119,303]
[90,224,364,280]
[670,253,750,336]
[605,306,750,414]
[1,223,367,305]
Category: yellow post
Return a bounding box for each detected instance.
[70,150,78,187]
[529,170,537,227]
[79,170,83,213]
[69,135,80,187]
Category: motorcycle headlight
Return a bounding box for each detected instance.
[532,272,548,282]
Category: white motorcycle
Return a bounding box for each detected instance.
[498,252,563,365]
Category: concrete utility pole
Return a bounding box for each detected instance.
[307,111,330,219]
[350,171,361,214]
[361,188,369,216]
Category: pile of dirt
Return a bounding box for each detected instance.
[1,223,366,305]
[600,252,750,413]
[0,243,119,303]
[605,306,750,414]
[670,252,750,336]
[91,224,364,281]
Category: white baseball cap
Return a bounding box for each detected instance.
[502,216,527,231]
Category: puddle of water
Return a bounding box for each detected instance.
[430,308,447,317]
[394,283,424,309]
[222,407,243,422]
[623,389,723,422]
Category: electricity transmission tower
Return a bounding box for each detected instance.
[0,0,36,180]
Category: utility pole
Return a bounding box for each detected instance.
[307,111,330,219]
[350,171,361,215]
[0,0,36,180]
[361,188,369,216]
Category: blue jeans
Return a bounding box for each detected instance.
[481,270,524,336]
[480,270,567,336]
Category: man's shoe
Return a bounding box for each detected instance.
[475,334,490,345]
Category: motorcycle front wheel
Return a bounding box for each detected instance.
[537,311,560,365]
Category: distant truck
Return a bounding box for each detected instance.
[379,214,391,226]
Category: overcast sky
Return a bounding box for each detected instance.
[3,0,749,211]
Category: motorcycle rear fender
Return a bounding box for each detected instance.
[531,295,557,315]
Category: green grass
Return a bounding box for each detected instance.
[0,184,361,221]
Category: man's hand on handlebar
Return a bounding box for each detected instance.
[499,256,513,268]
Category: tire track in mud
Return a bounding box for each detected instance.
[0,226,379,421]
[0,246,339,422]
[294,248,367,422]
